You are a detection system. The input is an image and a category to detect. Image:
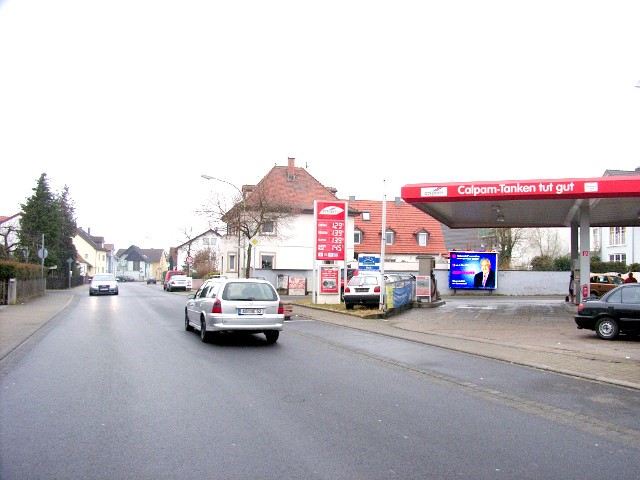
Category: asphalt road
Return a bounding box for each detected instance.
[1,283,639,479]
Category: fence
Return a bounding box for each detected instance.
[47,275,85,290]
[0,279,6,305]
[0,275,86,305]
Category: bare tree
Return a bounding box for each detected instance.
[525,228,564,258]
[0,221,20,259]
[201,184,296,278]
[482,228,526,269]
[192,248,218,278]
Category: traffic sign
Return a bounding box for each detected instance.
[37,248,48,259]
[185,255,194,265]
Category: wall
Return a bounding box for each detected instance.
[433,269,569,296]
[254,268,570,296]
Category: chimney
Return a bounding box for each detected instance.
[287,157,295,180]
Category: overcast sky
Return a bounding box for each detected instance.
[1,0,639,250]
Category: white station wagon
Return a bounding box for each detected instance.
[185,277,284,344]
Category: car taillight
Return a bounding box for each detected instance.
[577,303,584,312]
[374,286,380,293]
[278,301,284,315]
[345,286,351,293]
[212,299,222,314]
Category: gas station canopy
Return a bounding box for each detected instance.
[401,175,640,229]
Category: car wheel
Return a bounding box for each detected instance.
[596,317,619,340]
[345,302,354,310]
[200,318,209,343]
[89,291,94,296]
[264,331,279,344]
[184,310,193,331]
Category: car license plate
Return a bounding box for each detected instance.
[238,308,263,315]
[356,288,369,292]
[99,286,108,291]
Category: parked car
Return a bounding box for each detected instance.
[184,277,284,343]
[146,278,157,284]
[89,274,119,296]
[165,274,192,292]
[575,283,640,339]
[163,270,186,290]
[589,273,623,298]
[343,273,390,310]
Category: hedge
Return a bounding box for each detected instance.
[0,260,43,280]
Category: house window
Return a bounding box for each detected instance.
[84,253,88,260]
[261,220,275,235]
[609,253,626,263]
[354,229,362,245]
[202,238,210,245]
[227,253,236,272]
[362,212,370,221]
[385,229,395,245]
[261,254,274,269]
[609,227,625,245]
[417,231,429,246]
[592,228,600,251]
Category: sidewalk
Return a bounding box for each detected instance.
[2,291,640,390]
[291,299,640,390]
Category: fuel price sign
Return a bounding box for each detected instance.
[315,201,347,261]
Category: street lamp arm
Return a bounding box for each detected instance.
[201,174,243,197]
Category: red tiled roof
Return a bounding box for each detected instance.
[349,200,447,256]
[243,159,339,211]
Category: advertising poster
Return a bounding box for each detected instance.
[416,275,432,297]
[288,276,306,296]
[357,253,380,272]
[449,251,499,290]
[319,267,339,294]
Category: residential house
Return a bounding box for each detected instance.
[591,167,640,266]
[73,227,110,276]
[350,198,448,271]
[116,245,168,281]
[175,229,223,275]
[218,157,356,279]
[216,157,448,283]
[0,212,22,259]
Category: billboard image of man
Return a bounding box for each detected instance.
[474,258,495,288]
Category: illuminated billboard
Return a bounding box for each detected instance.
[449,251,499,290]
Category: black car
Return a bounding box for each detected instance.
[146,278,157,284]
[575,283,640,340]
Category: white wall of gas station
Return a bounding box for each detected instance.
[432,269,568,296]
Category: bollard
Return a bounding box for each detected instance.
[8,278,17,305]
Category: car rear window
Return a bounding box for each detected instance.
[348,275,379,287]
[222,282,277,301]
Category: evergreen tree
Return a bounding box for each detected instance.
[18,173,77,274]
[57,185,78,277]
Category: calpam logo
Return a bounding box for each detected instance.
[319,206,344,215]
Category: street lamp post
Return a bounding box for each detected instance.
[201,174,246,278]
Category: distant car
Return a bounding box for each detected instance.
[343,273,389,310]
[89,274,119,296]
[589,273,623,298]
[575,283,640,339]
[124,276,135,282]
[146,278,157,284]
[116,276,125,282]
[165,274,192,292]
[184,277,284,343]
